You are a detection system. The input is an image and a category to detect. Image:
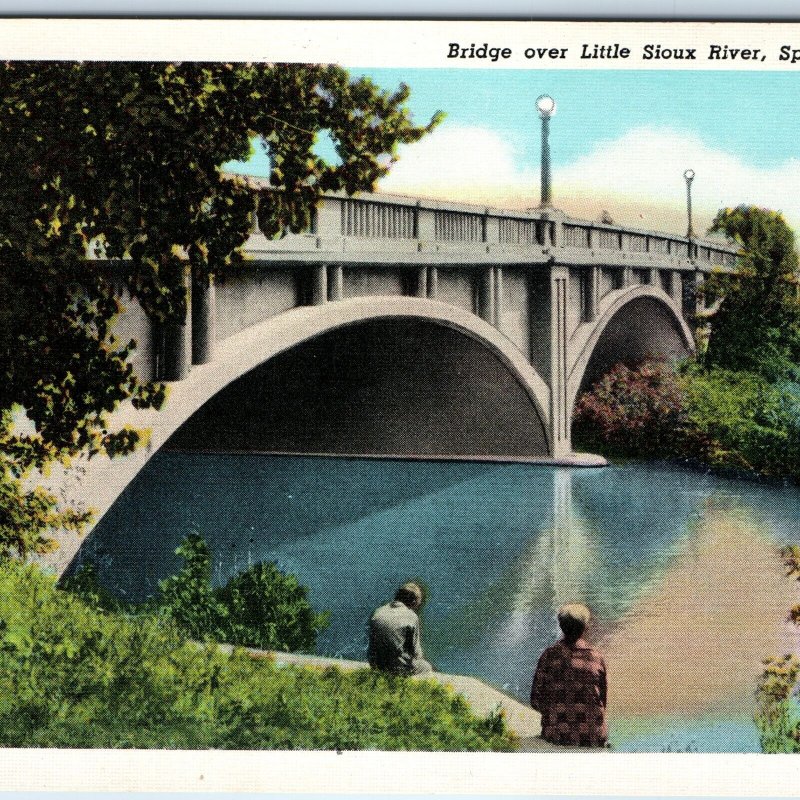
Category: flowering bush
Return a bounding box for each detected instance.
[574,359,800,479]
[572,359,686,457]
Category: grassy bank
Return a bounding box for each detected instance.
[0,560,514,750]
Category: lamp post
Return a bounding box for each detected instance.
[683,168,695,237]
[537,94,556,208]
[684,168,695,263]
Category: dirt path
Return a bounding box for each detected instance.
[599,500,800,718]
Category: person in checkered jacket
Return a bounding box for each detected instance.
[530,603,608,748]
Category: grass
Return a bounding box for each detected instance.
[0,559,515,751]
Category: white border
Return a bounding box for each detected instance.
[0,19,796,69]
[3,749,800,795]
[1,17,800,797]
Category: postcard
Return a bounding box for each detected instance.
[1,17,800,797]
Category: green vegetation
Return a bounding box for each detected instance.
[575,205,800,483]
[702,206,800,381]
[0,559,513,750]
[0,62,441,559]
[756,546,800,753]
[65,533,329,652]
[574,359,800,479]
[681,366,800,476]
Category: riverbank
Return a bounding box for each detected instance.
[0,560,519,751]
[218,647,582,752]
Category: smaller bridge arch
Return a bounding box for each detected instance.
[566,284,695,423]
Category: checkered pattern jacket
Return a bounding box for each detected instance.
[530,638,608,747]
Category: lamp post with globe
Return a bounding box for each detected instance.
[683,168,695,238]
[537,94,556,208]
[684,168,695,262]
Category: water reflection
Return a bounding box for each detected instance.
[79,453,800,750]
[602,499,799,720]
[494,469,600,649]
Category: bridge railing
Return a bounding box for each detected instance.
[248,185,737,268]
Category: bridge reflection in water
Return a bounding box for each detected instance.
[493,469,599,651]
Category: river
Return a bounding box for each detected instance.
[76,453,800,752]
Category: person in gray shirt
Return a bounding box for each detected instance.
[368,582,433,676]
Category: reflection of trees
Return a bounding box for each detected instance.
[602,499,794,718]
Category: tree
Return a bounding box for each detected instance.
[0,62,441,558]
[701,206,800,380]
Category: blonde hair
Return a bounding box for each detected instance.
[395,582,424,607]
[557,603,591,640]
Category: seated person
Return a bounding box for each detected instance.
[530,603,608,747]
[368,581,433,676]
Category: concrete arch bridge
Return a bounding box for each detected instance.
[52,188,735,571]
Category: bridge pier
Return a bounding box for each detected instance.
[585,265,599,322]
[623,264,633,288]
[427,266,438,300]
[549,266,570,458]
[191,274,216,365]
[495,267,503,328]
[415,266,427,299]
[329,264,344,301]
[312,264,328,305]
[160,264,192,382]
[668,270,683,307]
[478,267,496,325]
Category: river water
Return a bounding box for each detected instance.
[77,453,800,752]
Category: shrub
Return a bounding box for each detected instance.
[572,358,686,457]
[156,533,230,641]
[68,533,329,652]
[682,367,800,476]
[216,561,329,652]
[756,655,800,753]
[0,560,513,750]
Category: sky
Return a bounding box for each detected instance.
[227,68,800,238]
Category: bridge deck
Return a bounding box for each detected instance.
[241,183,737,273]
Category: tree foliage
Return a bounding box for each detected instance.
[0,62,440,557]
[702,206,800,380]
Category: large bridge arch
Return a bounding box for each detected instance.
[55,296,553,573]
[167,301,553,460]
[566,285,695,426]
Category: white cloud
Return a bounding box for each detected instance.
[378,123,800,237]
[558,126,800,234]
[378,125,537,208]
